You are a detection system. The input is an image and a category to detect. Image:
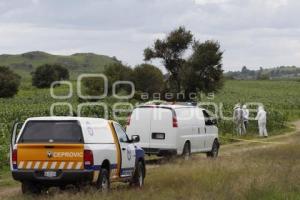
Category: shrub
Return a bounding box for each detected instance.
[32,64,69,88]
[82,62,133,98]
[0,66,21,98]
[133,64,165,96]
[81,76,106,98]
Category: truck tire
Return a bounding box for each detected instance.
[21,182,41,194]
[97,168,110,192]
[59,185,68,191]
[182,142,191,160]
[131,161,145,188]
[207,140,219,158]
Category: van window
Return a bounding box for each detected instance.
[113,123,129,143]
[203,110,210,118]
[203,110,213,125]
[19,120,83,143]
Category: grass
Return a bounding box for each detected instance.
[1,80,300,169]
[205,80,300,120]
[219,121,295,145]
[202,80,300,136]
[2,131,300,200]
[0,167,18,188]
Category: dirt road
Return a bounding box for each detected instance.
[221,120,300,155]
[0,187,19,199]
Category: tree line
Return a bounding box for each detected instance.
[0,26,224,101]
[225,66,300,80]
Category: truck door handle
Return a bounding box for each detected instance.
[198,128,200,134]
[204,127,206,133]
[44,146,54,148]
[122,148,126,151]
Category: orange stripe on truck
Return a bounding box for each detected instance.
[17,161,83,170]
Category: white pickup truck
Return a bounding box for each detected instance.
[10,117,146,194]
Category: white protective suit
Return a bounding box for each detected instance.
[233,104,245,135]
[255,106,268,137]
[242,105,249,131]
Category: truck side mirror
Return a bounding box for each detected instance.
[205,119,212,126]
[205,118,217,126]
[212,118,218,125]
[131,135,140,143]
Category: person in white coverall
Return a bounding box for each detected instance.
[255,106,268,137]
[242,105,249,133]
[233,104,245,135]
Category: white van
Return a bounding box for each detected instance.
[126,105,219,158]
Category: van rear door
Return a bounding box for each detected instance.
[17,120,84,171]
[127,108,152,150]
[150,107,175,150]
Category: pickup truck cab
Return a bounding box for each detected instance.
[10,117,146,194]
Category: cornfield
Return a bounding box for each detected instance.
[0,80,300,169]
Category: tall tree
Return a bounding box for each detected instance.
[181,40,224,99]
[133,64,165,96]
[144,26,193,93]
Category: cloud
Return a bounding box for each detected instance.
[0,0,299,71]
[194,0,230,5]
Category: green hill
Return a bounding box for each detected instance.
[0,51,119,79]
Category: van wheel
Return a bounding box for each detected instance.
[207,140,219,158]
[97,168,110,192]
[182,142,191,160]
[131,161,145,188]
[21,182,41,194]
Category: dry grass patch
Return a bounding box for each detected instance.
[4,133,300,200]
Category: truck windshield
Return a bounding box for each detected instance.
[19,120,83,143]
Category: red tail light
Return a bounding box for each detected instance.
[126,114,131,126]
[84,150,94,168]
[12,149,17,167]
[172,116,178,128]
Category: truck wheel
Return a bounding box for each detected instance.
[97,168,110,192]
[182,142,191,160]
[21,182,41,194]
[131,161,145,188]
[207,140,219,158]
[59,185,67,190]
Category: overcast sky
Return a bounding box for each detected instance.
[0,0,299,71]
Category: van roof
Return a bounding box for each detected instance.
[138,104,202,109]
[26,116,112,123]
